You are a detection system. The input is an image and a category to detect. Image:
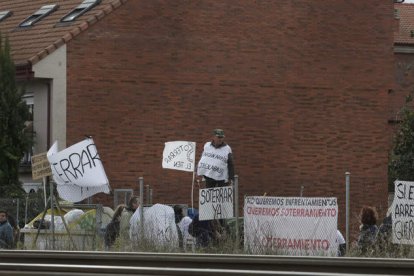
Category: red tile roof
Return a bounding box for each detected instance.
[395,3,414,45]
[0,0,127,66]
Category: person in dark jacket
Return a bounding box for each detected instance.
[104,204,126,249]
[357,206,378,255]
[0,210,13,249]
[188,214,213,247]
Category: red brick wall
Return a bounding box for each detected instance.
[66,0,394,234]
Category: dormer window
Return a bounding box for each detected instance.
[60,0,101,22]
[19,4,58,27]
[0,11,12,22]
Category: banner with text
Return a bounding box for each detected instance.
[199,186,234,220]
[162,141,196,172]
[47,139,110,202]
[393,180,414,244]
[244,196,338,256]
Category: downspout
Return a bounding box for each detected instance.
[47,82,51,149]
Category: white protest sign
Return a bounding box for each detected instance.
[162,141,196,172]
[244,196,338,256]
[55,184,110,203]
[393,180,414,244]
[199,186,234,220]
[47,139,110,202]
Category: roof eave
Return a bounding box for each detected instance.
[395,43,414,53]
[15,62,34,81]
[25,0,128,66]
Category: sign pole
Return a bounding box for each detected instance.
[345,172,350,255]
[43,176,47,208]
[191,171,195,211]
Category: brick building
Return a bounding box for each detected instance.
[0,0,396,232]
[393,4,414,125]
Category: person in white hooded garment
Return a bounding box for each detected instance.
[130,203,179,250]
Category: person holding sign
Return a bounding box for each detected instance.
[196,129,235,188]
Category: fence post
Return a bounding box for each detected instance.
[146,185,150,205]
[234,175,239,249]
[139,177,144,241]
[16,198,20,227]
[24,194,29,225]
[50,181,55,250]
[95,204,103,250]
[345,172,350,254]
[149,189,153,205]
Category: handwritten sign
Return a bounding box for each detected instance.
[47,139,110,202]
[47,139,108,187]
[162,141,196,172]
[199,186,234,220]
[244,196,338,256]
[31,152,52,180]
[393,180,414,244]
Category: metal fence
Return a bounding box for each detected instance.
[0,192,44,229]
[1,174,392,257]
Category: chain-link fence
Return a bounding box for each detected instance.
[20,203,110,251]
[0,178,243,253]
[0,194,44,228]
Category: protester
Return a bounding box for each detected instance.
[173,205,193,250]
[336,229,346,257]
[357,206,378,255]
[376,206,402,256]
[6,214,19,249]
[104,204,126,249]
[129,204,179,251]
[0,210,14,249]
[196,129,235,188]
[119,196,140,242]
[188,214,213,247]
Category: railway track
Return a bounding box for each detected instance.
[0,251,412,275]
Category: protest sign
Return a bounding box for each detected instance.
[47,139,110,202]
[31,152,52,180]
[393,180,414,244]
[162,141,196,172]
[244,196,338,256]
[199,186,234,220]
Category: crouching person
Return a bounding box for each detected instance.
[104,204,126,250]
[130,204,179,251]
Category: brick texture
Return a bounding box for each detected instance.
[66,0,394,235]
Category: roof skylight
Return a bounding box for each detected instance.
[0,11,12,22]
[19,4,58,27]
[60,0,101,22]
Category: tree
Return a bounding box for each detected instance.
[388,94,414,191]
[0,34,32,197]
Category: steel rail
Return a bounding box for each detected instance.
[0,250,412,275]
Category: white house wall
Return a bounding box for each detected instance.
[32,44,67,151]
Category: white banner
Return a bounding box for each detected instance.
[162,141,196,172]
[393,180,414,244]
[47,139,110,202]
[199,186,234,220]
[244,196,338,256]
